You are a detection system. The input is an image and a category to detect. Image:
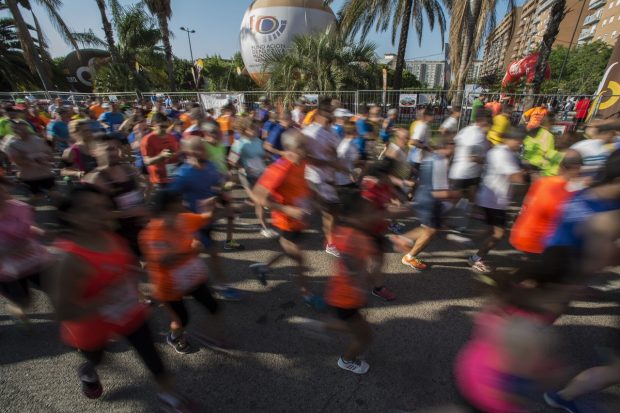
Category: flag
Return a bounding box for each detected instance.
[589,40,620,119]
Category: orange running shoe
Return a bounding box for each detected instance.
[401,255,428,271]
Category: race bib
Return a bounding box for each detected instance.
[115,190,142,210]
[98,280,141,324]
[245,158,265,176]
[170,257,207,294]
[165,163,178,178]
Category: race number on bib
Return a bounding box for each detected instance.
[170,257,207,294]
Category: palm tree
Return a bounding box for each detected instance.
[528,0,566,98]
[449,0,515,105]
[4,0,81,91]
[143,0,176,91]
[0,17,37,90]
[336,0,449,91]
[94,0,117,61]
[262,30,378,94]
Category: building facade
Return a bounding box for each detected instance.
[579,0,620,46]
[481,7,521,78]
[405,59,482,88]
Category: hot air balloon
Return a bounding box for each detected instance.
[62,49,111,93]
[239,0,336,85]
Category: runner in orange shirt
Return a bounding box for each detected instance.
[140,191,225,354]
[249,128,324,309]
[510,150,583,256]
[288,189,376,374]
[522,104,549,130]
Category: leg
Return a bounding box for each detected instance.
[341,313,372,362]
[559,358,620,401]
[408,226,438,257]
[278,236,308,294]
[475,225,505,260]
[190,284,225,340]
[124,322,173,391]
[164,300,189,338]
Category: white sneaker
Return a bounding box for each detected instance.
[260,228,278,238]
[468,256,493,274]
[325,243,340,257]
[337,357,370,374]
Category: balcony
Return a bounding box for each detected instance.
[584,11,603,25]
[538,0,556,12]
[589,0,606,10]
[578,28,595,42]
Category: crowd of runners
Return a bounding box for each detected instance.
[0,93,619,413]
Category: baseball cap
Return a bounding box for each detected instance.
[334,108,353,118]
[101,102,111,109]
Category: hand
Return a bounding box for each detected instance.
[160,149,173,159]
[281,205,307,221]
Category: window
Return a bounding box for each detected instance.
[611,16,615,23]
[614,31,618,37]
[617,0,620,6]
[603,19,608,25]
[610,2,614,9]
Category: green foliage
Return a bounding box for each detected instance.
[93,62,148,92]
[0,17,37,90]
[261,30,379,92]
[542,40,613,94]
[195,53,259,91]
[386,68,422,89]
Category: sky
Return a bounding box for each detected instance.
[5,0,525,61]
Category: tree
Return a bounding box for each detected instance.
[542,41,612,94]
[261,30,378,92]
[94,0,117,61]
[4,0,81,91]
[0,17,37,90]
[336,0,449,91]
[449,0,514,104]
[528,0,566,100]
[143,0,176,91]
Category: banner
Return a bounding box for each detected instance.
[303,94,318,106]
[398,94,417,108]
[199,93,244,117]
[589,39,620,119]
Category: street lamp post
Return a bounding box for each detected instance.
[180,26,197,89]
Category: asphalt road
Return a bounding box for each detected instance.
[1,188,619,413]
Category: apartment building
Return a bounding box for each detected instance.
[578,0,620,46]
[480,7,521,78]
[405,59,482,88]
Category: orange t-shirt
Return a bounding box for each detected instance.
[325,226,377,309]
[524,106,548,130]
[302,109,317,126]
[485,101,502,117]
[89,104,105,119]
[257,158,310,232]
[510,176,571,254]
[139,213,210,301]
[140,132,179,184]
[179,112,192,131]
[216,115,234,145]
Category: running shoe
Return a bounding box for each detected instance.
[166,332,191,354]
[78,362,103,399]
[337,357,370,374]
[468,256,493,274]
[260,228,278,238]
[303,294,326,311]
[214,285,243,301]
[224,240,245,251]
[372,286,396,301]
[401,255,428,271]
[543,392,581,413]
[325,243,340,257]
[249,263,269,286]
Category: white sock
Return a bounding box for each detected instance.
[406,253,415,260]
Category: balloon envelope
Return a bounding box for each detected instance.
[63,49,111,92]
[239,0,336,85]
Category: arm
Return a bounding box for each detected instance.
[141,139,173,166]
[509,171,525,184]
[252,183,306,221]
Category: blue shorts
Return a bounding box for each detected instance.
[416,200,443,229]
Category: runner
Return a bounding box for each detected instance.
[61,119,97,182]
[468,127,526,273]
[141,112,180,190]
[571,119,619,176]
[380,108,399,144]
[264,110,293,161]
[438,107,460,138]
[47,107,71,152]
[303,98,343,257]
[408,108,434,173]
[98,101,125,133]
[170,136,243,301]
[0,177,50,322]
[291,100,306,128]
[2,118,55,202]
[487,103,513,146]
[399,137,460,271]
[230,116,276,238]
[48,185,195,410]
[249,128,324,308]
[140,190,225,353]
[334,121,360,191]
[289,189,376,374]
[521,102,549,130]
[522,113,558,177]
[85,133,148,258]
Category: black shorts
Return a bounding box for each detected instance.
[452,177,480,191]
[371,234,390,253]
[22,177,55,195]
[277,229,304,243]
[417,200,443,229]
[333,306,359,321]
[482,207,507,228]
[0,272,41,307]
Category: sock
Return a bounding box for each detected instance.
[406,253,414,260]
[471,254,481,262]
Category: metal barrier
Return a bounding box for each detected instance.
[458,91,600,130]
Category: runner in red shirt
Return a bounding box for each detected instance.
[140,112,179,188]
